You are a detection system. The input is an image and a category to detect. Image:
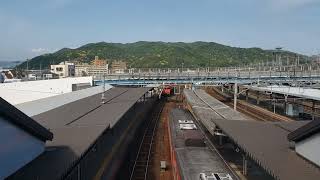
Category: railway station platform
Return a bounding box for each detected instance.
[183,88,320,180]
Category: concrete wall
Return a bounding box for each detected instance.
[0,117,45,179]
[296,133,320,167]
[0,77,93,105]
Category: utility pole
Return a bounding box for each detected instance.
[26,59,29,71]
[273,97,276,113]
[181,62,184,73]
[234,83,237,110]
[209,52,213,72]
[40,62,42,80]
[101,74,106,104]
[275,47,283,67]
[26,58,29,79]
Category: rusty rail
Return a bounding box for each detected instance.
[130,100,164,180]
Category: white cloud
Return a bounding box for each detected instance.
[31,48,59,55]
[31,48,48,53]
[68,45,82,49]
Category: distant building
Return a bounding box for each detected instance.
[75,63,90,77]
[22,69,58,81]
[0,73,4,83]
[75,56,109,77]
[0,70,19,82]
[27,73,37,80]
[87,65,109,76]
[50,61,75,78]
[2,70,14,79]
[311,54,320,64]
[42,72,59,79]
[91,56,107,66]
[111,60,127,74]
[0,76,94,105]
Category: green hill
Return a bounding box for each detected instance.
[17,41,306,69]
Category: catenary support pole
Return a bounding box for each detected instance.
[234,83,237,110]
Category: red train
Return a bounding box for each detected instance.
[162,85,174,96]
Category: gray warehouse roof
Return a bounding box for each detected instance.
[8,87,151,180]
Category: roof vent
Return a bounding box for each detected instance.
[289,141,295,149]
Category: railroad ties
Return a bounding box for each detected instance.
[130,101,164,180]
[206,86,293,122]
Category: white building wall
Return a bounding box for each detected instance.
[0,117,45,179]
[296,133,320,167]
[75,65,89,77]
[50,62,75,78]
[0,77,93,105]
[16,85,112,116]
[51,64,68,77]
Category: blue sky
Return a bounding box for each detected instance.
[0,0,319,61]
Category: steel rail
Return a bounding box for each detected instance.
[193,89,228,120]
[144,102,164,179]
[191,90,240,180]
[129,114,152,180]
[129,100,164,180]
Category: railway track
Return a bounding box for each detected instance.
[190,90,240,179]
[129,100,164,180]
[235,100,292,122]
[206,87,292,122]
[193,90,228,120]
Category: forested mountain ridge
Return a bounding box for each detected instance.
[17,41,306,69]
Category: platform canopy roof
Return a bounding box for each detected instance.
[288,118,320,142]
[248,85,320,101]
[213,119,320,180]
[9,87,151,180]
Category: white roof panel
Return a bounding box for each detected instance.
[248,85,320,101]
[16,85,112,116]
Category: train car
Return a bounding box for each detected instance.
[162,86,173,96]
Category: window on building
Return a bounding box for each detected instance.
[56,67,63,71]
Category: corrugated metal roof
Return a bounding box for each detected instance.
[9,87,151,180]
[288,120,320,142]
[184,88,320,180]
[213,120,320,180]
[273,121,310,132]
[248,85,320,101]
[32,87,129,128]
